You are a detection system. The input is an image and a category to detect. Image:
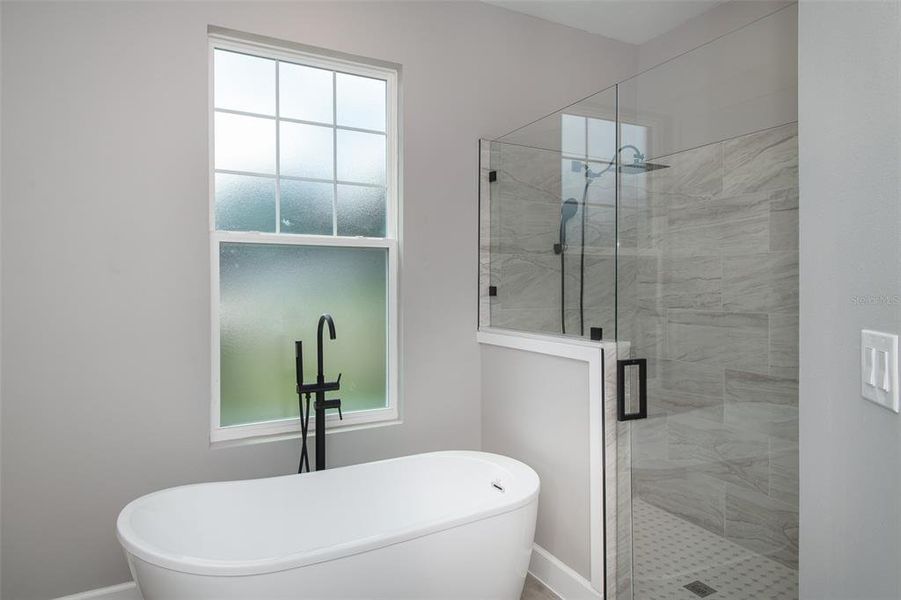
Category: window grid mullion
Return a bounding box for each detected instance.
[332,71,338,236]
[214,107,386,137]
[274,59,281,234]
[213,48,392,243]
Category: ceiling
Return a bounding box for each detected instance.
[484,0,726,45]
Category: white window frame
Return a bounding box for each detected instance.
[208,34,400,445]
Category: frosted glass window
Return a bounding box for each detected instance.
[587,118,616,163]
[280,180,334,235]
[279,62,333,124]
[215,173,276,232]
[337,130,386,185]
[336,73,386,131]
[337,185,386,237]
[214,50,276,116]
[211,39,397,441]
[215,112,276,174]
[620,123,649,161]
[280,122,334,179]
[219,243,387,427]
[562,114,586,157]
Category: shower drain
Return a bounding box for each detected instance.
[683,580,717,597]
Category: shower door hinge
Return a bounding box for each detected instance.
[617,358,648,421]
[488,170,497,182]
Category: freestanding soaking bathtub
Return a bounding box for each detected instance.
[117,451,540,599]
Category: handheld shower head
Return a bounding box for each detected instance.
[561,198,579,222]
[554,198,580,254]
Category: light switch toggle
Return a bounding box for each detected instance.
[880,350,891,391]
[861,330,899,412]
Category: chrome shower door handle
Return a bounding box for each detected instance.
[617,358,648,421]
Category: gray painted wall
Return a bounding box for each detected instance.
[481,345,591,580]
[624,3,798,161]
[0,2,636,598]
[494,3,798,170]
[798,1,901,599]
[637,0,795,72]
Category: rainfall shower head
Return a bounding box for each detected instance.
[619,160,669,174]
[571,158,669,177]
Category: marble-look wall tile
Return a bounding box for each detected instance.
[602,344,624,600]
[582,255,618,310]
[666,413,770,495]
[493,143,565,259]
[618,188,667,251]
[664,310,769,372]
[499,142,563,199]
[486,124,799,585]
[769,313,799,379]
[624,187,669,251]
[668,412,770,463]
[634,466,726,535]
[562,307,615,338]
[726,401,798,443]
[640,255,723,310]
[488,255,565,333]
[645,141,724,197]
[496,193,561,254]
[666,192,770,255]
[655,358,725,399]
[615,421,633,600]
[769,439,799,507]
[725,369,798,406]
[617,207,639,252]
[647,383,723,418]
[633,415,669,461]
[769,187,799,252]
[723,123,798,195]
[582,199,617,251]
[614,124,798,583]
[479,140,493,329]
[489,307,561,335]
[633,304,666,360]
[725,484,799,569]
[725,369,799,441]
[722,252,798,313]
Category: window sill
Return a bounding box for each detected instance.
[210,407,400,449]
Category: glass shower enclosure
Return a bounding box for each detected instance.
[479,5,799,600]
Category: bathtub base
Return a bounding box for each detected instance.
[129,500,537,600]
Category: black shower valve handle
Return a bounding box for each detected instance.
[319,398,343,420]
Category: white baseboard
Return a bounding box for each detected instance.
[56,546,594,600]
[55,582,139,600]
[529,544,603,600]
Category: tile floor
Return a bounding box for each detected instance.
[632,498,798,599]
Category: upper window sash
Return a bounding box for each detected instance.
[208,35,399,241]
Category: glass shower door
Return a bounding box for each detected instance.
[614,8,800,598]
[484,85,618,340]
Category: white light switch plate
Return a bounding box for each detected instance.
[861,330,899,412]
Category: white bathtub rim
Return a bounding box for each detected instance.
[124,501,537,580]
[117,450,539,577]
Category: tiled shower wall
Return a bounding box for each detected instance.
[620,122,799,570]
[481,122,799,575]
[485,142,617,337]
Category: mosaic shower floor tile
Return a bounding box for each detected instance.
[632,499,797,600]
